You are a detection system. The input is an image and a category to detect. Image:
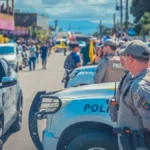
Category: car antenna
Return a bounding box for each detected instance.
[114,82,117,98]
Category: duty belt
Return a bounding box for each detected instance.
[114,127,150,150]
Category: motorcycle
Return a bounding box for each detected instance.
[62,70,72,88]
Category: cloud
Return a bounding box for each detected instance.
[14,0,125,24]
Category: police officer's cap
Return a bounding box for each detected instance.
[104,39,116,47]
[118,40,150,58]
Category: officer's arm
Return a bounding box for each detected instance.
[94,59,107,83]
[94,58,107,84]
[131,84,150,130]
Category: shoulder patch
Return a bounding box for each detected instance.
[133,92,140,101]
[142,100,150,110]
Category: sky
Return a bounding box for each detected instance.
[12,0,133,34]
[13,0,131,24]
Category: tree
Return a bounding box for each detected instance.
[92,31,99,37]
[131,0,150,23]
[140,12,150,35]
[59,28,63,32]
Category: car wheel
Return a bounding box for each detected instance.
[11,98,23,131]
[19,65,22,70]
[67,131,118,150]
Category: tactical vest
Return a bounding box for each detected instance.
[118,73,150,130]
[102,55,125,83]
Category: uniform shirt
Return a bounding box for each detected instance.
[116,71,132,104]
[94,54,125,84]
[40,46,48,59]
[118,68,150,130]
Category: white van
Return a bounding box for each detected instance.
[0,43,23,72]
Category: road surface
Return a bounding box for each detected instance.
[4,53,65,150]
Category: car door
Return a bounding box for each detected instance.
[1,59,17,126]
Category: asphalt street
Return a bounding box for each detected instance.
[4,53,66,150]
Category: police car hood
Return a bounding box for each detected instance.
[74,65,97,72]
[54,82,118,100]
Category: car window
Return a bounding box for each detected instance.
[0,46,14,55]
[1,59,12,77]
[0,60,6,82]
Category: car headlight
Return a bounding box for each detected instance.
[41,97,72,112]
[69,71,79,79]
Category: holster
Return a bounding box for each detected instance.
[114,127,150,150]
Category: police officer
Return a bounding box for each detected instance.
[116,42,132,104]
[94,39,125,83]
[109,42,132,122]
[117,40,150,150]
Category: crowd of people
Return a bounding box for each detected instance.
[17,40,52,71]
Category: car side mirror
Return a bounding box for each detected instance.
[2,77,17,87]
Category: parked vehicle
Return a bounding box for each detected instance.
[67,65,97,87]
[29,82,118,150]
[0,43,23,72]
[0,58,23,149]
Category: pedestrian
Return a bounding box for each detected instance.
[109,42,132,123]
[94,39,125,83]
[64,43,81,70]
[28,41,36,71]
[17,40,23,52]
[47,41,52,56]
[93,46,103,65]
[116,40,150,150]
[80,39,91,66]
[35,42,40,63]
[40,42,48,69]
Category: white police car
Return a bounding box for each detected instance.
[0,58,23,148]
[67,65,97,87]
[29,82,119,150]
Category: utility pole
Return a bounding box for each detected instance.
[99,20,102,37]
[125,0,129,32]
[120,0,123,39]
[54,20,58,31]
[113,13,116,30]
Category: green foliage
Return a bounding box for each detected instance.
[140,12,150,35]
[130,0,150,23]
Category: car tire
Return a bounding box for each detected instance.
[11,98,23,131]
[67,131,119,150]
[19,65,22,71]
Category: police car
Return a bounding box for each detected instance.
[29,82,119,150]
[67,65,97,87]
[0,58,23,148]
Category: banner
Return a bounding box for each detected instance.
[0,14,14,31]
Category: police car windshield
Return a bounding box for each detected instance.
[0,46,14,55]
